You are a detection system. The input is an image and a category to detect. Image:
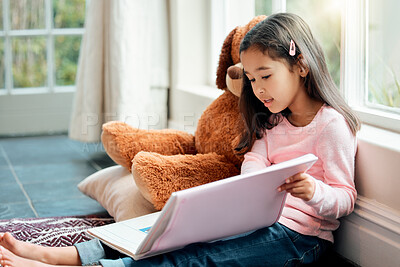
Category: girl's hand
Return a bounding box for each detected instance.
[278,173,316,201]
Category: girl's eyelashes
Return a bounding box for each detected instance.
[248,75,270,83]
[245,75,255,82]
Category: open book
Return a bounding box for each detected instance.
[87,153,318,260]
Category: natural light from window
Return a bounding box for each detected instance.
[0,0,85,93]
[367,0,400,111]
[255,0,342,87]
[255,0,400,131]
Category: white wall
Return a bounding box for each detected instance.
[168,0,254,131]
[356,126,400,210]
[168,0,216,131]
[334,126,400,266]
[0,92,74,135]
[169,0,210,87]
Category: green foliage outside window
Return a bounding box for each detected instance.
[10,0,46,30]
[4,0,85,89]
[0,38,4,89]
[12,37,47,88]
[55,35,82,86]
[286,0,342,87]
[256,0,399,110]
[255,0,341,88]
[368,65,400,108]
[53,0,85,28]
[368,0,400,109]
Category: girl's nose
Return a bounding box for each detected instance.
[256,85,265,95]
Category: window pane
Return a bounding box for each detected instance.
[10,0,45,30]
[55,35,81,86]
[255,0,272,16]
[0,0,3,30]
[12,36,47,88]
[287,0,342,87]
[368,0,400,109]
[53,0,85,28]
[0,38,4,90]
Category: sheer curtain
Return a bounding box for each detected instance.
[69,0,169,142]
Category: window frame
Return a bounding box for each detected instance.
[209,0,400,133]
[342,0,400,133]
[0,0,85,96]
[209,0,255,87]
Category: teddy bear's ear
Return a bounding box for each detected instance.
[231,15,267,65]
[216,27,237,90]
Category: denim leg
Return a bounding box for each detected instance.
[99,258,126,267]
[120,223,329,267]
[74,239,106,266]
[75,239,126,267]
[281,225,330,266]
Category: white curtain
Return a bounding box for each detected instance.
[69,0,169,142]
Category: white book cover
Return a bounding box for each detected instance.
[87,153,318,260]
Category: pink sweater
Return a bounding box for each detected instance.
[241,105,357,242]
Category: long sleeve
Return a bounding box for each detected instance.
[240,137,271,174]
[253,104,358,242]
[306,116,357,219]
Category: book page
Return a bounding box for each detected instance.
[87,211,161,256]
[89,154,318,260]
[136,194,178,255]
[145,154,318,255]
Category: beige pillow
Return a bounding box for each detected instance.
[78,165,157,222]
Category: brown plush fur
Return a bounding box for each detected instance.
[101,16,266,210]
[132,152,239,210]
[195,90,245,168]
[101,122,196,169]
[216,27,236,90]
[231,15,266,65]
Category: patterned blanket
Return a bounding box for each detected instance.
[0,216,114,247]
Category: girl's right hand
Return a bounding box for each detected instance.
[278,172,316,201]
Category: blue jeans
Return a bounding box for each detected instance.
[75,223,330,267]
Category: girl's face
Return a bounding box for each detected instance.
[240,48,307,114]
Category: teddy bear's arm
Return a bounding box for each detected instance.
[101,121,195,170]
[131,151,240,210]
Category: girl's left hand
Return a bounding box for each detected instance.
[278,173,315,201]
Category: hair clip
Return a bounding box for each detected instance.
[289,40,296,56]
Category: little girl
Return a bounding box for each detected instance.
[0,13,360,267]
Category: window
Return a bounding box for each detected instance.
[209,0,255,87]
[255,0,400,132]
[255,0,272,16]
[342,0,400,132]
[367,0,400,111]
[0,0,85,94]
[210,1,399,131]
[255,0,342,87]
[286,0,342,87]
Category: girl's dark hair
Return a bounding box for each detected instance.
[236,13,361,154]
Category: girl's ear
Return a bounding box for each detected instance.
[296,54,309,77]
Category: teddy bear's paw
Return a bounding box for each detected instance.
[131,152,240,210]
[102,121,196,170]
[131,162,153,205]
[101,121,143,169]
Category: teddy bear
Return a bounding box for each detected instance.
[101,15,266,210]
